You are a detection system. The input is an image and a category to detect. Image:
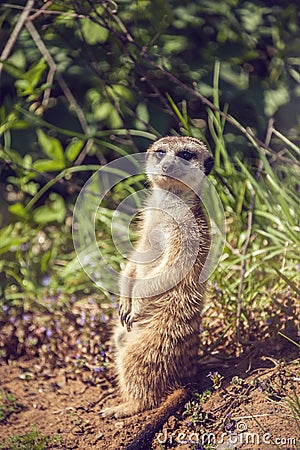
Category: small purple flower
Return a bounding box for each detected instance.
[2,305,9,312]
[22,314,31,321]
[207,371,218,378]
[42,274,51,286]
[93,366,104,373]
[111,295,118,310]
[213,283,222,295]
[46,328,52,338]
[100,313,108,323]
[79,312,86,326]
[20,243,30,251]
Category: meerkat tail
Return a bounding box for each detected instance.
[124,387,190,450]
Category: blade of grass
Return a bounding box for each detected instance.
[273,268,300,296]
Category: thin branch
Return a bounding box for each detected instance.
[2,155,82,194]
[0,0,35,77]
[42,65,56,109]
[25,20,89,135]
[236,118,274,344]
[73,138,94,166]
[28,0,53,21]
[2,3,86,18]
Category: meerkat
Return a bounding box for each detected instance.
[101,136,214,423]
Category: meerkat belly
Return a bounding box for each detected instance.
[116,314,200,405]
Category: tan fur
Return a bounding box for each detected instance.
[101,136,214,419]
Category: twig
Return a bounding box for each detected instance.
[74,138,94,166]
[42,64,55,109]
[0,0,34,77]
[25,20,89,135]
[3,155,82,194]
[28,0,53,21]
[236,118,274,344]
[2,3,86,18]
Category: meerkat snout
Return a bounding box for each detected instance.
[162,159,175,174]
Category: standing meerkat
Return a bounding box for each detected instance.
[101,136,214,422]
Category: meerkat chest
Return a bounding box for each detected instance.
[133,192,202,280]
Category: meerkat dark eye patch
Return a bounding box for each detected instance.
[154,149,166,159]
[178,150,196,161]
[203,155,214,175]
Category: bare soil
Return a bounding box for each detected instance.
[0,295,299,450]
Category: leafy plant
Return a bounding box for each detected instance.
[0,0,299,360]
[0,388,23,422]
[0,428,61,450]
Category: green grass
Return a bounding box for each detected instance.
[165,63,299,347]
[0,389,22,423]
[0,428,61,450]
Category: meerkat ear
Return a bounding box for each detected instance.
[203,155,214,175]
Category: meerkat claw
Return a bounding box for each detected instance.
[119,310,132,330]
[118,297,132,327]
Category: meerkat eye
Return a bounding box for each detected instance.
[154,149,166,159]
[178,150,196,161]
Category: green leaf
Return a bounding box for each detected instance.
[40,249,55,273]
[65,139,84,162]
[0,225,27,255]
[81,18,109,45]
[273,268,300,296]
[33,159,66,172]
[36,129,65,161]
[24,58,47,87]
[264,86,290,116]
[32,193,66,224]
[166,93,192,134]
[0,59,25,78]
[8,203,29,220]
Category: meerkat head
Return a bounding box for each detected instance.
[146,136,214,193]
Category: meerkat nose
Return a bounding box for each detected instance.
[162,162,174,173]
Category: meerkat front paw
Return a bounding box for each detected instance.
[118,296,133,331]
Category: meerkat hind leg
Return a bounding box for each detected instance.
[100,401,141,419]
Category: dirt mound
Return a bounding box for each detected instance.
[0,342,299,450]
